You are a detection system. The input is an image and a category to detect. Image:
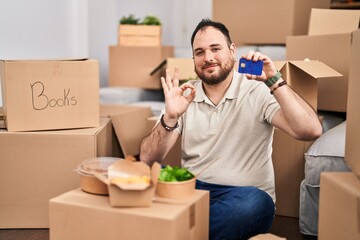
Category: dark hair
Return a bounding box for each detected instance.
[191,18,232,48]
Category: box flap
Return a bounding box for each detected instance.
[274,61,287,72]
[289,60,343,79]
[150,58,197,80]
[308,8,360,36]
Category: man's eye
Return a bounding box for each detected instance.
[195,51,204,56]
[212,48,220,52]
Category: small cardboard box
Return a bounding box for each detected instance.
[0,59,100,132]
[0,118,117,228]
[286,8,360,112]
[49,188,209,240]
[151,58,197,81]
[213,0,331,45]
[318,172,360,240]
[272,60,341,217]
[99,160,161,207]
[108,45,174,89]
[118,25,161,46]
[100,104,153,158]
[345,29,360,178]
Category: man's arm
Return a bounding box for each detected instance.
[140,116,180,166]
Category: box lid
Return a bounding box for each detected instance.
[289,60,343,79]
[308,8,360,35]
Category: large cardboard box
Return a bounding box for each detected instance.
[49,188,209,240]
[272,60,341,217]
[213,0,331,45]
[109,46,174,89]
[318,172,360,240]
[118,25,162,46]
[286,9,360,112]
[345,30,360,178]
[0,118,117,228]
[100,104,153,158]
[151,58,197,81]
[0,59,100,132]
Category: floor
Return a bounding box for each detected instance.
[0,215,317,240]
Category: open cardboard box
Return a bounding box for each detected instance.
[151,57,197,81]
[272,60,342,217]
[286,8,360,112]
[96,160,161,207]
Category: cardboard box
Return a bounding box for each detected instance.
[286,9,360,112]
[151,58,197,81]
[213,0,331,45]
[345,29,360,178]
[49,188,209,240]
[147,116,182,167]
[108,46,174,89]
[100,104,153,158]
[271,60,340,217]
[118,25,161,46]
[0,59,100,132]
[0,118,117,228]
[318,172,360,240]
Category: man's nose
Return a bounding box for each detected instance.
[203,50,214,62]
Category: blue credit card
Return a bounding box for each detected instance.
[238,58,264,76]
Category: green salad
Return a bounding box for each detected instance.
[158,165,195,182]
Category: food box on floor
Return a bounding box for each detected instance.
[100,104,153,158]
[108,46,173,89]
[345,29,360,178]
[0,118,116,228]
[118,25,161,46]
[286,9,360,112]
[49,188,209,240]
[213,0,331,45]
[318,172,360,240]
[0,59,99,131]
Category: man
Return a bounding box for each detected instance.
[140,19,322,240]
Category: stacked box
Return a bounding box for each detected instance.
[118,25,161,47]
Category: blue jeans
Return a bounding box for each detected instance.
[196,180,275,240]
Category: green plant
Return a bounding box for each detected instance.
[142,15,161,25]
[119,14,140,25]
[158,165,194,182]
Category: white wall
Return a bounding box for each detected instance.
[0,0,212,105]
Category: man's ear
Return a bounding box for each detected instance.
[230,43,236,60]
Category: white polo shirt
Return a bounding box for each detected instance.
[176,70,280,201]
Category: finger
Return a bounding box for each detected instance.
[253,51,262,61]
[172,67,180,88]
[245,50,255,60]
[161,76,169,94]
[165,68,173,90]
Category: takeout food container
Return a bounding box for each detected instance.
[156,177,196,199]
[96,160,161,207]
[76,157,121,195]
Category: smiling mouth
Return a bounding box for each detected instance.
[202,63,218,70]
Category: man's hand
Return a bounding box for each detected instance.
[242,50,277,81]
[161,67,196,122]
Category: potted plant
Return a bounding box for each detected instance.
[118,14,162,46]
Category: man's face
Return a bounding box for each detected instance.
[192,26,235,85]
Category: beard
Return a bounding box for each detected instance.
[194,57,235,85]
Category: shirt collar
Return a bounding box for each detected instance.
[193,69,243,103]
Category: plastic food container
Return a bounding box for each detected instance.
[156,177,196,199]
[76,157,122,195]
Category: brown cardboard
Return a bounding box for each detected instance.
[286,9,360,112]
[345,29,360,177]
[49,188,209,240]
[151,58,197,81]
[213,0,331,45]
[318,172,360,240]
[147,116,182,167]
[108,46,174,89]
[100,104,153,158]
[274,60,342,110]
[272,129,314,218]
[249,233,286,240]
[0,118,117,228]
[118,25,161,46]
[0,59,100,132]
